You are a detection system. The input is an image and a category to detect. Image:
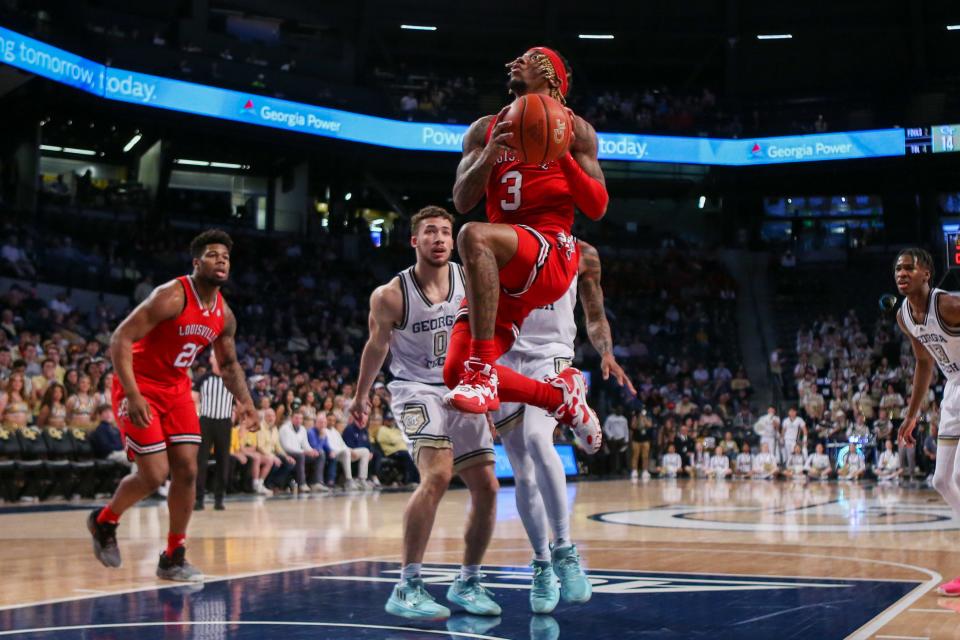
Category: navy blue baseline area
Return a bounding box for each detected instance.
[0,560,919,639]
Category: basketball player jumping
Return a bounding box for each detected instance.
[444,47,608,453]
[490,239,634,613]
[350,206,501,620]
[87,230,257,581]
[896,248,960,596]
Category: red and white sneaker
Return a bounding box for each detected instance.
[444,358,500,414]
[938,577,960,597]
[547,367,601,454]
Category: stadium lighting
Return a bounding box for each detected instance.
[39,144,62,152]
[401,24,436,31]
[756,33,793,40]
[174,158,210,166]
[344,192,353,201]
[948,24,960,30]
[63,147,96,156]
[122,133,142,153]
[698,196,706,209]
[578,34,614,40]
[210,162,243,169]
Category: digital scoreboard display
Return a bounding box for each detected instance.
[905,127,931,154]
[932,125,960,153]
[945,229,960,270]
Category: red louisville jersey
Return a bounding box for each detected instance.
[131,275,225,387]
[484,116,574,234]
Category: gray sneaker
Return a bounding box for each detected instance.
[87,508,122,568]
[156,546,204,582]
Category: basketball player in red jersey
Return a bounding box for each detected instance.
[444,47,608,451]
[87,229,257,581]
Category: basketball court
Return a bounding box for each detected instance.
[2,479,957,639]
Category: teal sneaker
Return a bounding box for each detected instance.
[530,615,561,640]
[446,575,502,616]
[552,543,592,603]
[530,560,560,613]
[385,578,451,620]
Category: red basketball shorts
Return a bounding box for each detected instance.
[455,224,580,355]
[112,376,201,461]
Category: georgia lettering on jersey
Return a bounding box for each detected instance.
[484,117,574,234]
[389,265,466,384]
[901,289,960,377]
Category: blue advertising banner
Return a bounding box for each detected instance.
[493,443,578,479]
[0,25,101,94]
[0,25,908,165]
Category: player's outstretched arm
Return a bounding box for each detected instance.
[578,240,635,395]
[452,114,509,214]
[110,281,184,427]
[214,304,257,430]
[349,280,403,426]
[560,114,608,220]
[896,309,935,446]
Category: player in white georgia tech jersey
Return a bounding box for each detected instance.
[489,240,635,614]
[349,206,500,621]
[896,248,960,597]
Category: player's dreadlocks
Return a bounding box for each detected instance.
[895,247,935,281]
[528,49,572,104]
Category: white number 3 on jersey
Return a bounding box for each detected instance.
[500,170,522,211]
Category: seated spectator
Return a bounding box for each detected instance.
[751,442,779,480]
[709,445,731,479]
[734,443,753,478]
[872,409,894,442]
[326,415,371,490]
[783,445,807,482]
[375,412,419,487]
[661,444,683,478]
[66,374,96,429]
[90,404,130,468]
[258,407,296,492]
[343,418,381,488]
[36,382,67,428]
[1,372,30,428]
[805,443,832,480]
[879,384,905,419]
[237,422,273,496]
[279,411,322,492]
[847,414,870,441]
[698,405,723,431]
[307,412,335,488]
[875,439,900,482]
[838,447,866,481]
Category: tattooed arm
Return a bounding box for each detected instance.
[213,304,258,430]
[578,241,635,394]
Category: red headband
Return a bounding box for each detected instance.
[529,46,568,97]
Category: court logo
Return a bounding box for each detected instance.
[593,497,960,533]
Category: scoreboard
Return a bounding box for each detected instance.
[906,125,960,155]
[945,226,960,270]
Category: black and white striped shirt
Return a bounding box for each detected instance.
[197,373,234,420]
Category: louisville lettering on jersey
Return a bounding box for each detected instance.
[178,324,219,342]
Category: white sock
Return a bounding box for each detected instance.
[460,564,480,581]
[401,563,421,581]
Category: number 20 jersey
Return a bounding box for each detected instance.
[900,288,960,406]
[132,275,224,388]
[484,115,574,235]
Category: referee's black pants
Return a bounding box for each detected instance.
[197,417,232,502]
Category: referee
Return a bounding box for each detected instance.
[195,351,235,511]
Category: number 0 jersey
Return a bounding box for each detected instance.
[484,116,575,235]
[901,288,960,406]
[389,264,466,385]
[131,275,224,388]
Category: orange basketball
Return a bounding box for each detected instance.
[503,94,572,164]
